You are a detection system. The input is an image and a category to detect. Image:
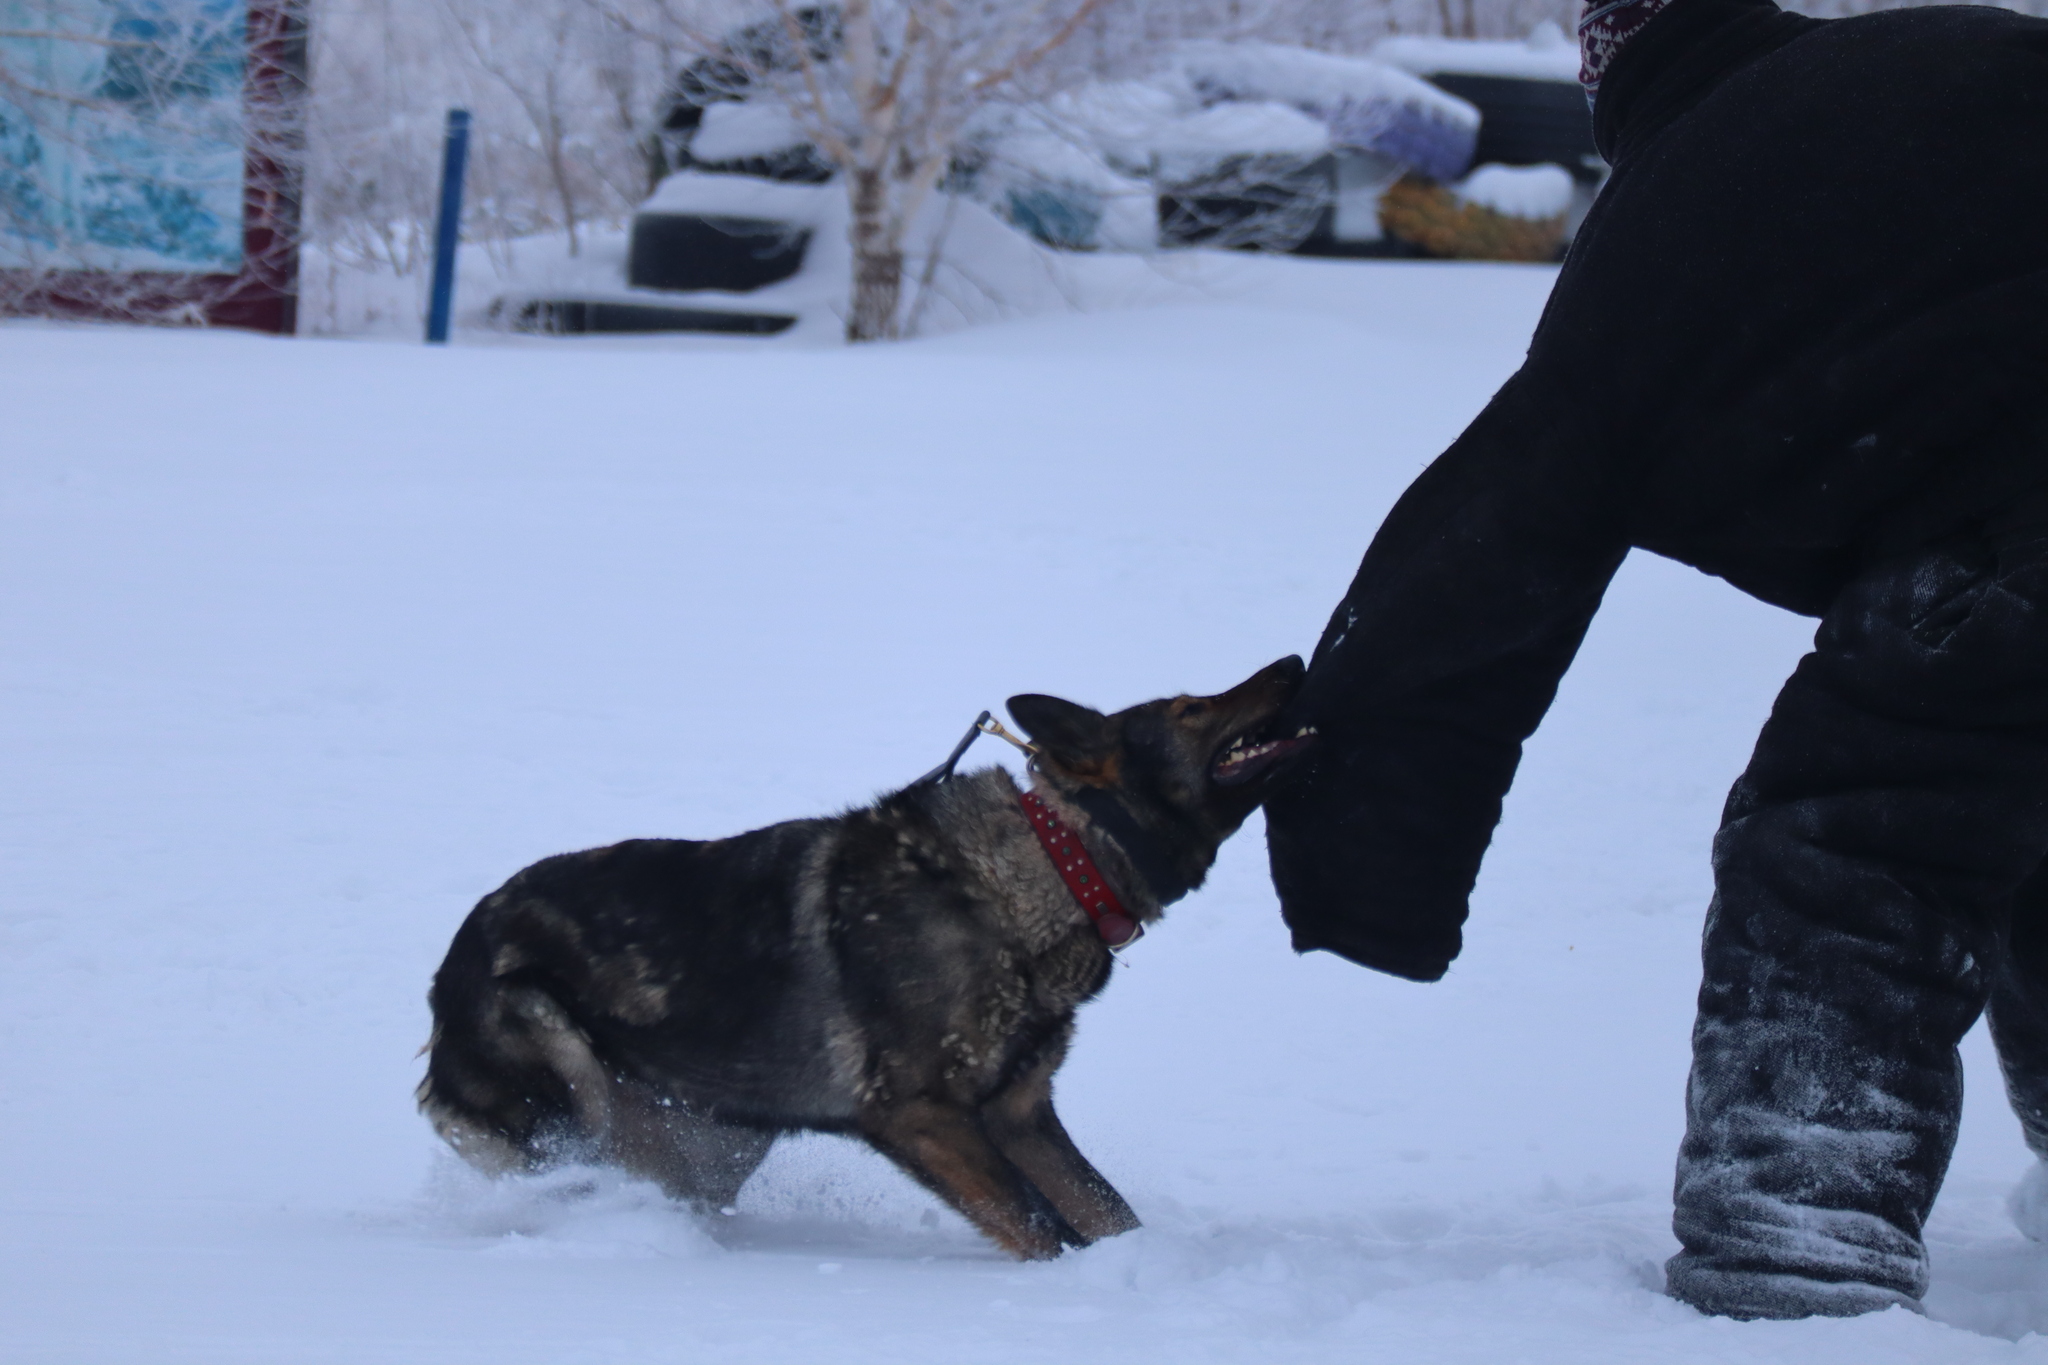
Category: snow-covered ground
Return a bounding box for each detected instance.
[6,257,2048,1363]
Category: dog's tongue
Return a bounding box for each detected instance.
[1095,912,1139,947]
[1212,725,1318,785]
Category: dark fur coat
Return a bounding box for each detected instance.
[1267,0,2048,981]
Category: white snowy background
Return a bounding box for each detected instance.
[6,255,2048,1361]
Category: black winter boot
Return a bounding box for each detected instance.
[1668,534,2048,1319]
[1988,861,2048,1243]
[1989,862,2048,1164]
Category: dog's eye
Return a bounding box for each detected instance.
[1178,700,1209,717]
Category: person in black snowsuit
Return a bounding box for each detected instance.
[1264,0,2048,1321]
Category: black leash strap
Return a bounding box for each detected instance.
[913,711,994,787]
[914,712,1039,787]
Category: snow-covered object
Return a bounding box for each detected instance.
[1044,77,1195,173]
[1175,40,1479,180]
[970,123,1157,251]
[1146,98,1340,251]
[1454,162,1576,220]
[1175,39,1479,126]
[1333,149,1407,242]
[1322,95,1474,183]
[638,171,838,227]
[688,101,811,163]
[1150,100,1332,161]
[1374,22,1584,84]
[528,170,1118,334]
[984,126,1138,195]
[964,42,1491,248]
[963,77,1341,251]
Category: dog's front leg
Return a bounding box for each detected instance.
[981,1056,1140,1243]
[859,1097,1082,1259]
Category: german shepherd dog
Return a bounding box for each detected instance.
[418,657,1312,1259]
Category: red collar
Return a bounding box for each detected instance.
[1018,791,1142,948]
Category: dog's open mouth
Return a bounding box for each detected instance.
[1211,723,1318,786]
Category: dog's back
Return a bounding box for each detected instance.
[419,820,849,1186]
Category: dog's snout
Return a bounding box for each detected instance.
[1217,655,1305,708]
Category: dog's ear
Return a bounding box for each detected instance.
[1007,694,1113,772]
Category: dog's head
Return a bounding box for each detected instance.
[1005,656,1313,902]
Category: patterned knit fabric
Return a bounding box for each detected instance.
[1579,0,1682,101]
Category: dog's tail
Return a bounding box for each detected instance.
[417,918,616,1174]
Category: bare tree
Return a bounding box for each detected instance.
[880,0,1113,339]
[662,0,1118,340]
[302,0,442,277]
[304,0,691,284]
[441,0,611,254]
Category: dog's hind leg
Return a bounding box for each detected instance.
[419,981,617,1172]
[981,1052,1140,1243]
[601,1082,775,1211]
[423,977,774,1207]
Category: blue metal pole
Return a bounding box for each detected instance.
[425,109,472,345]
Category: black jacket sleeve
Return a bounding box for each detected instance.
[1266,378,1627,981]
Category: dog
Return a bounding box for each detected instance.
[417,657,1313,1259]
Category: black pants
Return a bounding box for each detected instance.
[1668,530,2048,1319]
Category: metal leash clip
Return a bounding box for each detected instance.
[913,710,1038,787]
[975,713,1038,756]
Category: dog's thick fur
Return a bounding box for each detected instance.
[419,657,1306,1258]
